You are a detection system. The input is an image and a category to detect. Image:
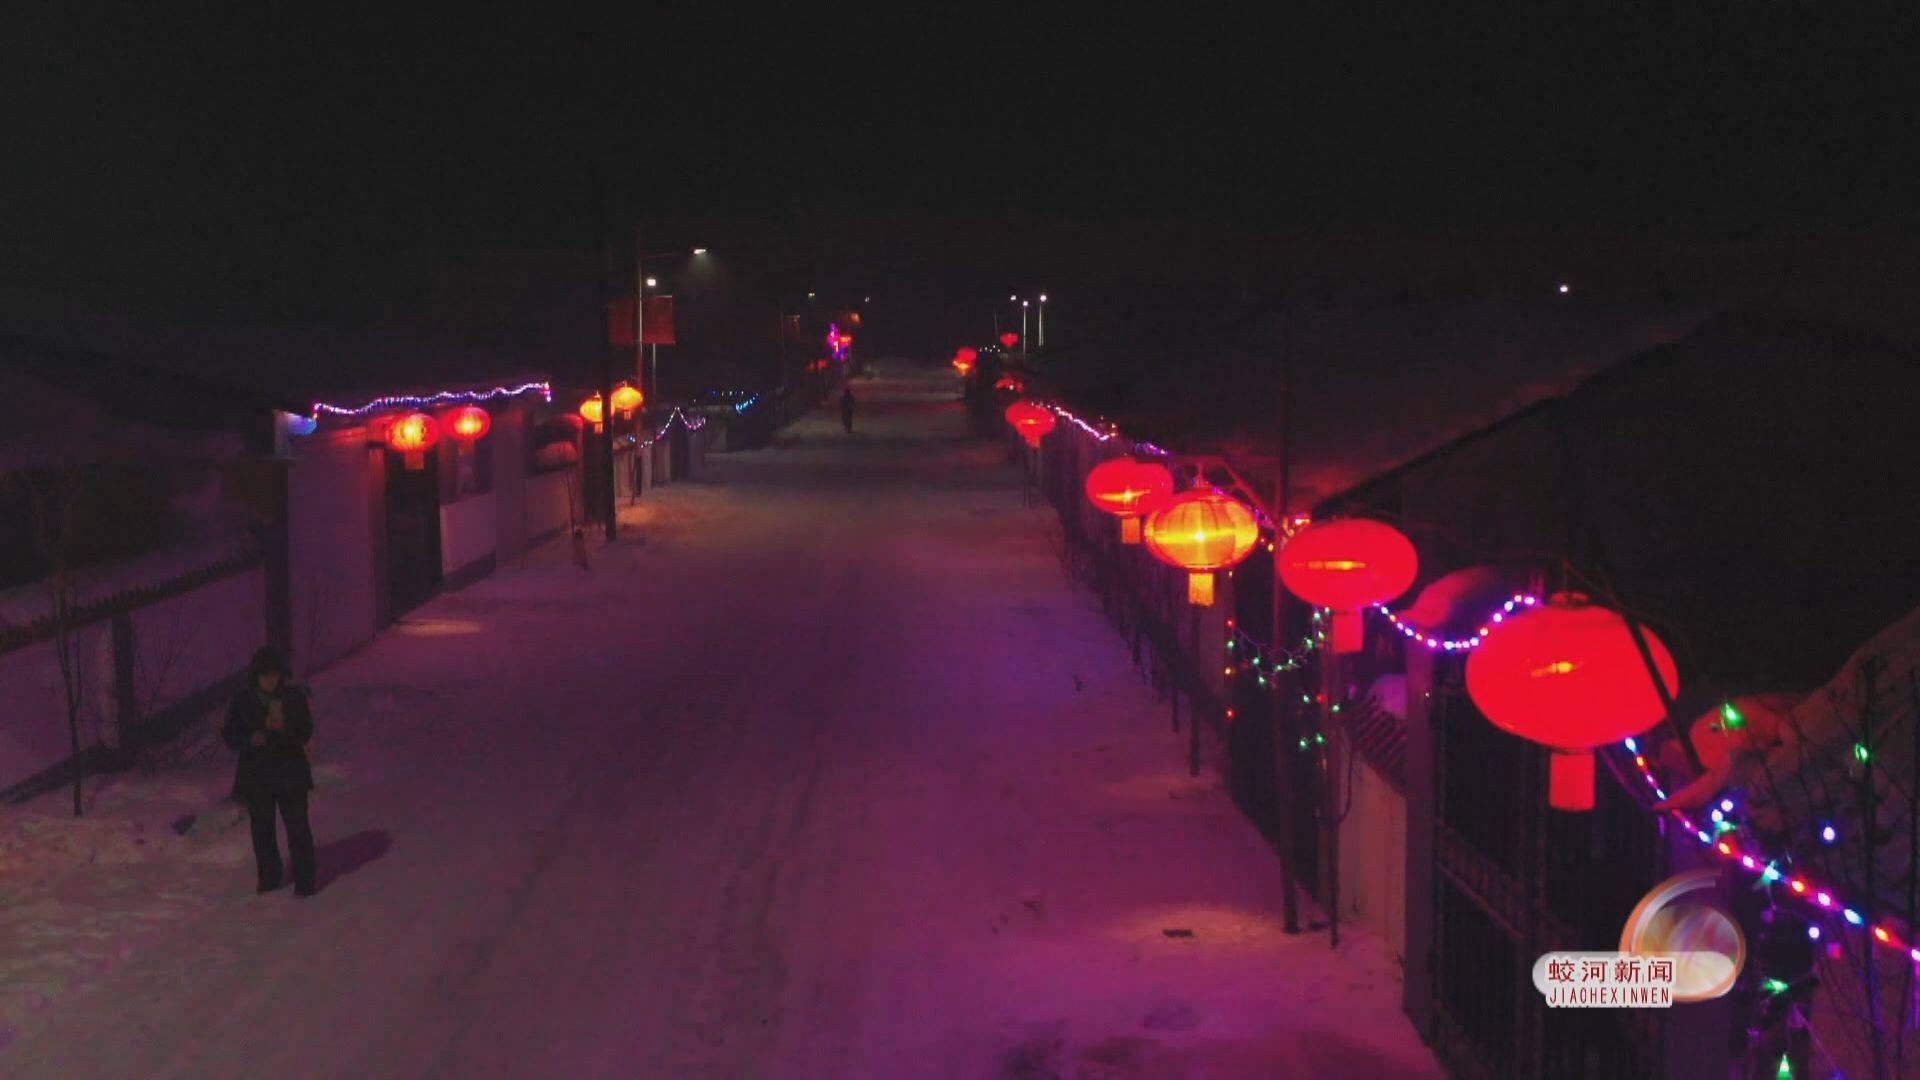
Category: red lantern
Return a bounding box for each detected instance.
[611,383,644,419]
[443,405,491,449]
[1004,401,1056,448]
[1143,490,1260,606]
[579,394,605,433]
[1278,518,1418,653]
[1084,458,1174,544]
[1465,595,1680,811]
[384,411,441,470]
[955,347,978,365]
[1000,332,1020,349]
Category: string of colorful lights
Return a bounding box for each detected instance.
[309,381,552,419]
[1036,390,1867,1075]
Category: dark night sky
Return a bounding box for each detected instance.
[2,6,1912,354]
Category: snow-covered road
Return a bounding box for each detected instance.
[1,366,1439,1078]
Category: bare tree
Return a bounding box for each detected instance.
[22,469,90,817]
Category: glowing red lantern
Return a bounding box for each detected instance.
[611,383,643,419]
[1084,458,1174,544]
[955,347,978,365]
[444,405,491,445]
[579,394,605,433]
[1004,401,1056,448]
[1143,490,1260,606]
[1000,332,1020,349]
[1465,595,1680,811]
[994,376,1024,392]
[384,411,441,470]
[1278,518,1418,653]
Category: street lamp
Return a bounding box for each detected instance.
[632,238,707,405]
[1021,299,1029,353]
[1038,293,1048,348]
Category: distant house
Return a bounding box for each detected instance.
[0,331,575,797]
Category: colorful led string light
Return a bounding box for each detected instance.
[1616,707,1914,965]
[1375,593,1540,651]
[310,381,553,420]
[1042,397,1914,1005]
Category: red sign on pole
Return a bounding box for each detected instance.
[642,296,675,345]
[609,296,677,345]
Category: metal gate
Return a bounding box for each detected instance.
[1427,657,1668,1078]
[383,445,443,619]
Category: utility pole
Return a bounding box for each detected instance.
[1273,311,1301,935]
[634,226,646,393]
[591,165,618,542]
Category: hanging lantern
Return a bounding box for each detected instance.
[1000,332,1020,349]
[1278,518,1418,653]
[1004,401,1056,448]
[1465,594,1680,811]
[384,411,441,470]
[1084,458,1174,544]
[443,405,491,453]
[994,376,1025,393]
[1143,490,1260,606]
[611,383,644,419]
[579,394,606,433]
[955,347,978,365]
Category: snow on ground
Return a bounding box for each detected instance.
[0,364,1439,1078]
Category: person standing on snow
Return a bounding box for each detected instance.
[841,386,855,434]
[221,646,318,897]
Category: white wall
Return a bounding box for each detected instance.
[128,568,263,715]
[0,624,114,788]
[524,470,575,543]
[440,492,497,577]
[1339,745,1409,960]
[288,427,378,676]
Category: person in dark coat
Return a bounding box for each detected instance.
[222,646,318,896]
[840,387,856,433]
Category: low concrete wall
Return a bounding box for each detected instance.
[524,469,576,542]
[1338,749,1408,959]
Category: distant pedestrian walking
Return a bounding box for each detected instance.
[841,387,855,434]
[222,647,318,897]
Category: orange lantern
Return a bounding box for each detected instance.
[1278,518,1418,653]
[611,383,644,419]
[384,411,441,470]
[1143,489,1260,606]
[443,405,491,451]
[579,394,605,433]
[1084,458,1174,544]
[1466,595,1679,811]
[1003,401,1056,448]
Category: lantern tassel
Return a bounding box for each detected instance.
[1121,517,1142,544]
[404,450,425,471]
[1188,572,1215,607]
[1549,750,1596,811]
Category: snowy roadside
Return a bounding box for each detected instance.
[0,484,728,1054]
